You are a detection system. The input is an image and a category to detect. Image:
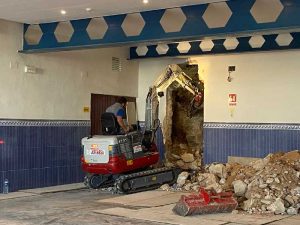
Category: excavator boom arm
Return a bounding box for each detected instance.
[145,64,203,130]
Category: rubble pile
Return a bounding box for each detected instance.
[165,151,202,171]
[162,150,300,215]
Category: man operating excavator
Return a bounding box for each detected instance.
[106,97,131,134]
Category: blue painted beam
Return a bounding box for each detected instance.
[21,0,300,53]
[130,32,300,59]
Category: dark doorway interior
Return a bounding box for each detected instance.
[90,94,136,135]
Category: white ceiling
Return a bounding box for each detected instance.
[0,0,224,24]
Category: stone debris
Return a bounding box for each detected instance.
[161,150,300,215]
[232,180,247,197]
[287,207,298,215]
[267,198,286,214]
[209,164,226,178]
[197,173,222,193]
[160,184,171,191]
[169,151,202,170]
[181,153,195,163]
[177,171,190,187]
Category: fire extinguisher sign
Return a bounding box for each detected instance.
[229,94,237,106]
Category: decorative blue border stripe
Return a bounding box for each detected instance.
[21,0,300,53]
[0,119,90,127]
[204,122,300,131]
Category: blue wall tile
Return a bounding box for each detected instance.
[4,119,298,193]
[204,123,300,164]
[0,120,90,193]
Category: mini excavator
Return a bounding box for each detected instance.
[80,64,204,194]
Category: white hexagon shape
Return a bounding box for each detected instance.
[136,46,148,56]
[121,13,145,37]
[224,37,239,50]
[160,8,187,33]
[177,42,191,53]
[86,17,108,40]
[54,21,74,43]
[156,44,169,55]
[249,35,265,48]
[199,40,214,52]
[250,0,284,24]
[275,33,293,46]
[24,24,43,45]
[203,2,232,28]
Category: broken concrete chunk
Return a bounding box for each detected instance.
[284,195,294,206]
[192,185,200,191]
[181,153,195,163]
[176,160,185,168]
[209,164,226,178]
[231,210,239,214]
[286,207,298,215]
[187,160,200,170]
[184,183,192,191]
[266,178,274,184]
[233,180,247,197]
[251,159,268,171]
[171,154,181,160]
[292,187,300,196]
[198,173,222,193]
[220,178,226,185]
[267,198,286,214]
[160,184,171,191]
[177,172,189,187]
[259,184,268,189]
[242,199,255,211]
[261,199,272,205]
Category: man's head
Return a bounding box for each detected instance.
[117,97,128,107]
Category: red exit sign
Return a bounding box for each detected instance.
[229,94,237,106]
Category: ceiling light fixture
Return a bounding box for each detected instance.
[60,10,67,15]
[86,8,92,12]
[143,0,149,4]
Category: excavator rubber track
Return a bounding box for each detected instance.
[115,167,180,194]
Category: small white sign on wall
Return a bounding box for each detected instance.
[229,94,237,117]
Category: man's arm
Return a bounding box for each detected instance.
[117,116,129,133]
[115,108,130,133]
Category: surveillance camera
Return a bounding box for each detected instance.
[158,92,164,97]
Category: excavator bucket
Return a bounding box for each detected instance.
[172,188,238,216]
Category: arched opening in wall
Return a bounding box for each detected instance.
[90,94,136,135]
[162,63,204,170]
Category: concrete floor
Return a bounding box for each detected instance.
[0,185,299,225]
[0,187,168,225]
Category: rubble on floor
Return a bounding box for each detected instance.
[161,150,300,215]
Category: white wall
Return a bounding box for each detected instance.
[194,51,300,123]
[0,20,138,120]
[137,51,300,124]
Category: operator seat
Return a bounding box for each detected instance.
[101,112,120,135]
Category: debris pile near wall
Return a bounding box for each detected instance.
[162,150,300,215]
